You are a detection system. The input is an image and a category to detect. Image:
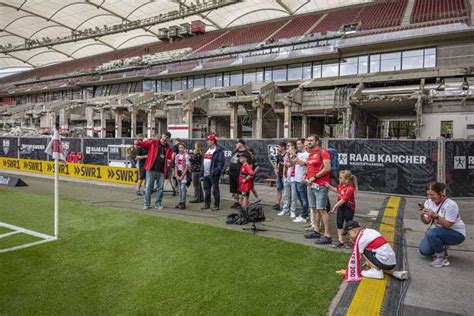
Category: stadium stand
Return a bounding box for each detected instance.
[411,0,469,23]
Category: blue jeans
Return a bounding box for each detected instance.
[419,227,465,256]
[144,171,165,207]
[296,181,309,219]
[283,179,297,213]
[179,182,187,204]
[203,175,220,207]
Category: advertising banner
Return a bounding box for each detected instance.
[0,137,18,158]
[328,139,438,195]
[445,140,474,197]
[83,138,123,165]
[19,137,49,161]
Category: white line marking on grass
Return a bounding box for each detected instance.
[0,222,57,254]
[0,231,21,239]
[0,237,56,254]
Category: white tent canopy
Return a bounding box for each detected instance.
[0,0,373,70]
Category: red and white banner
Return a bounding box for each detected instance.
[344,230,363,282]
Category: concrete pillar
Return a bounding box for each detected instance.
[114,108,123,138]
[184,106,194,139]
[147,108,156,138]
[254,103,263,139]
[59,109,69,133]
[283,101,292,138]
[228,102,238,139]
[130,107,137,138]
[99,109,107,138]
[343,106,353,138]
[302,114,308,138]
[276,114,281,138]
[47,112,57,130]
[85,107,94,137]
[209,117,217,135]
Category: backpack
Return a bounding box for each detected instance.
[320,147,339,183]
[242,204,265,223]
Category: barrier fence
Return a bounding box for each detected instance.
[0,137,472,197]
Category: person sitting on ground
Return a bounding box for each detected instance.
[189,142,204,203]
[134,134,147,195]
[238,153,254,209]
[418,181,466,268]
[325,170,358,248]
[174,143,190,210]
[336,220,409,281]
[272,142,286,211]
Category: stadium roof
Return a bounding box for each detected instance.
[0,0,372,71]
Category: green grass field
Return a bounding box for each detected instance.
[0,188,346,315]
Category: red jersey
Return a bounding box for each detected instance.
[239,162,254,193]
[337,183,356,211]
[306,147,330,186]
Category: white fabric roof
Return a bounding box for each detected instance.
[0,0,373,70]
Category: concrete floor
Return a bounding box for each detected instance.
[1,171,473,315]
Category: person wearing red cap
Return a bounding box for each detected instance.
[201,133,225,211]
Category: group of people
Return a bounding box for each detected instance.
[130,132,466,281]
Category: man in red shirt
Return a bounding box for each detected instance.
[303,135,332,244]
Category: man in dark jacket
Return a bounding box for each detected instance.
[201,133,225,211]
[136,131,173,210]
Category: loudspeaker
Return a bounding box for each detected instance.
[0,174,28,187]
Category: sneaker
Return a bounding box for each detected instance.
[293,216,307,223]
[303,223,313,228]
[392,271,409,280]
[315,236,332,245]
[304,226,315,231]
[136,190,143,196]
[200,204,210,210]
[272,203,281,210]
[143,205,150,210]
[212,206,220,212]
[175,203,181,209]
[304,231,322,239]
[277,210,289,216]
[361,268,384,279]
[178,203,186,210]
[431,256,450,268]
[290,212,296,218]
[332,240,344,248]
[154,204,164,210]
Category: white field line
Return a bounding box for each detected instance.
[0,230,21,239]
[0,222,54,240]
[0,237,56,254]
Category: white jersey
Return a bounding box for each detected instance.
[294,151,309,183]
[358,228,396,266]
[424,198,466,236]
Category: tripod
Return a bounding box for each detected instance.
[242,222,267,235]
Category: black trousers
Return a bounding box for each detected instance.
[203,175,220,207]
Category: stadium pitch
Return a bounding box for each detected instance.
[0,187,346,314]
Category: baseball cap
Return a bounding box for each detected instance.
[342,220,361,235]
[207,134,217,142]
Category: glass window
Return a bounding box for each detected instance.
[440,121,453,138]
[339,57,358,76]
[216,73,224,87]
[264,67,272,81]
[172,78,182,91]
[287,63,303,80]
[187,77,193,89]
[143,80,153,91]
[312,62,321,78]
[205,74,216,88]
[230,71,242,86]
[243,69,256,84]
[256,68,264,82]
[223,72,230,86]
[162,79,171,92]
[358,56,368,74]
[273,66,286,81]
[303,63,312,79]
[322,60,339,78]
[194,76,204,88]
[402,49,424,70]
[156,80,162,92]
[424,48,436,68]
[369,54,380,73]
[181,77,188,90]
[380,52,401,72]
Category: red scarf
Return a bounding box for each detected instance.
[344,229,363,282]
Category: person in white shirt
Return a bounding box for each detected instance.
[419,182,466,268]
[174,143,190,209]
[293,138,309,223]
[336,220,408,281]
[278,141,297,218]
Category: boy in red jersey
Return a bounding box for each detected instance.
[238,153,254,209]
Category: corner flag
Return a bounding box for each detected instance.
[45,128,66,162]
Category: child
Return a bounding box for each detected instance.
[325,170,357,248]
[174,143,190,209]
[238,154,254,209]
